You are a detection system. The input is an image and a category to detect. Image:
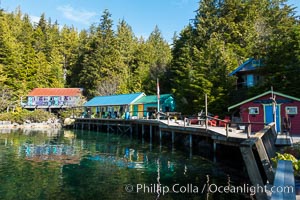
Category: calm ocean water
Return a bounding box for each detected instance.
[0,129,252,200]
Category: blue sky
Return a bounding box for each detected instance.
[1,0,300,43]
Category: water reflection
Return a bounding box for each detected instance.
[20,144,80,164]
[156,158,161,200]
[88,148,147,169]
[0,129,251,200]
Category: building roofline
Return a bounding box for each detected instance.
[132,94,173,104]
[229,58,253,76]
[228,90,300,110]
[83,92,145,107]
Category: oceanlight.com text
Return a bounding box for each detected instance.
[124,183,294,196]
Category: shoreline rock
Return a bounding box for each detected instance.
[0,120,62,130]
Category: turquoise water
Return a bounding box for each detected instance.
[0,129,251,200]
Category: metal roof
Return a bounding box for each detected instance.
[133,94,172,104]
[228,90,300,110]
[28,88,83,96]
[229,58,256,76]
[84,93,145,107]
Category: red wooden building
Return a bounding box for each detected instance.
[228,90,300,135]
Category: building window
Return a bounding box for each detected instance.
[246,74,254,87]
[286,106,297,115]
[252,60,261,67]
[249,107,259,114]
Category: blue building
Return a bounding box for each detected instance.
[83,93,145,118]
[229,58,264,89]
[132,94,176,119]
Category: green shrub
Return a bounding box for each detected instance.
[27,109,55,123]
[58,108,83,121]
[272,152,300,175]
[0,109,55,123]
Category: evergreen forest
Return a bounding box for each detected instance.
[0,0,300,115]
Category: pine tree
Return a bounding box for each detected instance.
[262,0,300,95]
[115,19,138,93]
[144,26,171,94]
[0,9,23,98]
[68,30,89,88]
[60,25,80,86]
[79,9,121,98]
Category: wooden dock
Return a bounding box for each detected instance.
[72,118,296,200]
[73,118,250,147]
[73,118,290,147]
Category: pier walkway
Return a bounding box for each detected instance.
[72,118,277,147]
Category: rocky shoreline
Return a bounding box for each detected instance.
[0,120,62,130]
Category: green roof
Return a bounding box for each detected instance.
[133,94,172,104]
[228,90,300,110]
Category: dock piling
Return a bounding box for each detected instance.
[150,125,153,146]
[172,131,175,144]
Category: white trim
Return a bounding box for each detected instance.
[249,107,259,114]
[286,106,298,115]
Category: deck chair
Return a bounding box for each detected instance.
[208,115,219,126]
[219,116,231,127]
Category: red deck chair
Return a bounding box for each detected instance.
[219,116,231,127]
[208,115,219,126]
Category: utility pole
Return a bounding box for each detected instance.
[205,94,208,130]
[270,86,277,133]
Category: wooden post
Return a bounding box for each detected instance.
[158,128,162,151]
[149,126,153,152]
[255,138,275,184]
[256,124,276,160]
[172,131,175,144]
[225,123,229,138]
[205,94,208,130]
[262,129,276,159]
[263,135,276,159]
[159,128,162,143]
[213,141,217,163]
[240,139,268,200]
[248,124,252,137]
[246,124,250,138]
[189,134,193,158]
[150,125,153,146]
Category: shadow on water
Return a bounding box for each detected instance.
[0,129,254,200]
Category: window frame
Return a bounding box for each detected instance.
[248,107,259,115]
[285,106,298,115]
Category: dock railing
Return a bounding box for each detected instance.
[204,116,267,138]
[227,121,268,138]
[169,114,269,139]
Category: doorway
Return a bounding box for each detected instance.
[264,104,281,133]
